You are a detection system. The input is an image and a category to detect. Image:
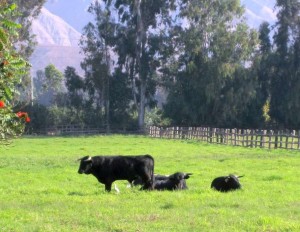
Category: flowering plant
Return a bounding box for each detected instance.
[0,2,30,144]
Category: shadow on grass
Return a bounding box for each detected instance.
[68,191,88,196]
[262,175,283,181]
[160,203,175,209]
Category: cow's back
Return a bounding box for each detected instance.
[92,155,154,182]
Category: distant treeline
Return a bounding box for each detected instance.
[25,0,300,131]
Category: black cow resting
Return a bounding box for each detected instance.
[77,155,154,192]
[132,172,192,191]
[211,174,243,192]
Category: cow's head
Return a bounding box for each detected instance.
[168,172,192,189]
[226,174,243,182]
[225,174,243,188]
[169,172,192,181]
[77,156,93,174]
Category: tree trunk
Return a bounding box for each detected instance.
[105,48,110,133]
[135,0,146,130]
[138,81,146,130]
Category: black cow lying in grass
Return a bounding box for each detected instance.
[77,155,154,192]
[211,174,243,192]
[132,172,192,191]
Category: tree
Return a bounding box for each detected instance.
[7,0,45,58]
[109,68,134,129]
[0,1,30,144]
[163,0,259,127]
[64,66,84,109]
[80,1,114,131]
[7,0,46,104]
[35,64,64,106]
[248,22,273,127]
[270,0,300,128]
[104,0,175,130]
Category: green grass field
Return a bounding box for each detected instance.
[0,135,299,231]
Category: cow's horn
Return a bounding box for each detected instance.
[84,156,92,162]
[77,156,92,162]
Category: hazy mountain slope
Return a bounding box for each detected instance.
[30,1,278,78]
[30,8,84,76]
[241,0,277,27]
[45,0,277,32]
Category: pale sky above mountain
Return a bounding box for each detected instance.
[241,0,277,27]
[45,0,278,33]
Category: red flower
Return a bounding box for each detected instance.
[0,100,5,108]
[16,111,28,118]
[16,111,25,118]
[16,111,30,122]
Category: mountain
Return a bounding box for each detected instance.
[30,8,84,76]
[30,1,278,78]
[241,0,277,28]
[44,0,277,32]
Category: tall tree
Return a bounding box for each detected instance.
[80,1,114,131]
[270,0,300,128]
[164,0,258,127]
[247,22,273,127]
[106,0,175,130]
[64,66,84,109]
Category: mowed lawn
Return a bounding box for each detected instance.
[0,135,299,232]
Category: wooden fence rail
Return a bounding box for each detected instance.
[28,125,145,136]
[148,126,300,150]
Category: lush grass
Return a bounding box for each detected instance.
[0,135,299,232]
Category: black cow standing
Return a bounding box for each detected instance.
[211,174,243,192]
[132,172,192,191]
[77,155,154,192]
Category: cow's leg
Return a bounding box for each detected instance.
[104,182,112,192]
[140,175,154,190]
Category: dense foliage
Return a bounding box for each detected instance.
[0,1,29,144]
[28,0,300,131]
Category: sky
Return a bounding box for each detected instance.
[45,0,278,33]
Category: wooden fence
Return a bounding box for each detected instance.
[29,125,144,136]
[148,126,300,150]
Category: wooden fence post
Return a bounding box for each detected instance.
[291,130,295,149]
[274,129,278,149]
[285,130,289,149]
[260,130,266,148]
[242,129,245,147]
[233,129,237,146]
[298,130,300,150]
